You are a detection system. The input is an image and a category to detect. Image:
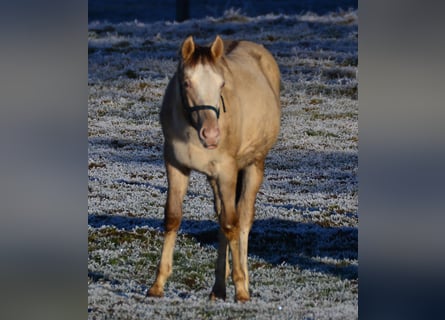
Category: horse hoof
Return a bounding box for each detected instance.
[209,290,226,301]
[235,293,250,303]
[147,286,164,298]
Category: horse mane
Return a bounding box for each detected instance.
[224,40,239,55]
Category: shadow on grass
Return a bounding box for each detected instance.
[88,214,357,280]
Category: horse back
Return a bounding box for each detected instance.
[223,40,280,102]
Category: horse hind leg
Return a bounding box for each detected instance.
[208,177,222,218]
[210,228,229,300]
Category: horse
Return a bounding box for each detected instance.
[147,35,281,302]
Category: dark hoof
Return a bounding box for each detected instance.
[209,290,226,301]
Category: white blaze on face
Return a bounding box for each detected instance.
[183,63,224,148]
[185,64,224,109]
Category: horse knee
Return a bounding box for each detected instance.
[220,220,239,240]
[164,214,181,232]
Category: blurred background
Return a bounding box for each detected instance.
[89,0,357,23]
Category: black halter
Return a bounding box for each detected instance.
[179,76,227,120]
[186,96,226,119]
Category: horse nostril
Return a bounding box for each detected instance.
[200,127,220,140]
[200,127,207,139]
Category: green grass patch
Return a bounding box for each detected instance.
[309,98,323,105]
[305,130,339,138]
[322,68,356,80]
[310,111,358,121]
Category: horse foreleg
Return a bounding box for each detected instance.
[208,178,230,300]
[148,161,190,297]
[237,161,265,296]
[217,166,249,302]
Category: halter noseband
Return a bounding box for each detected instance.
[186,96,226,119]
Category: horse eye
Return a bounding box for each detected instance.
[221,81,225,88]
[184,80,191,88]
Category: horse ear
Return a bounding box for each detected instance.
[211,35,224,60]
[181,35,195,61]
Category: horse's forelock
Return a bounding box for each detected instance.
[182,45,218,68]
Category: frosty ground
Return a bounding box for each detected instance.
[88,9,358,319]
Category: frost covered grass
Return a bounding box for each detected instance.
[89,8,357,319]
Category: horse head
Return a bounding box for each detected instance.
[179,35,226,149]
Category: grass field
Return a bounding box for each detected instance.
[88,8,358,319]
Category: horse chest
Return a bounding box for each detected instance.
[172,141,221,177]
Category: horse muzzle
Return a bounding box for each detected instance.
[183,96,227,149]
[199,124,220,149]
[186,104,222,149]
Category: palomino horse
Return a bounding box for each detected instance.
[148,35,281,302]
